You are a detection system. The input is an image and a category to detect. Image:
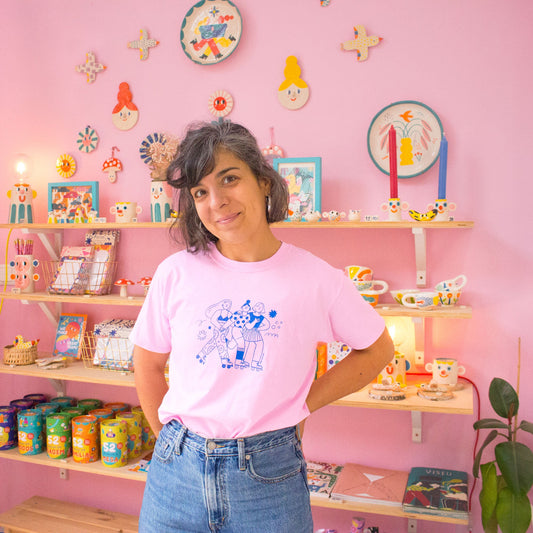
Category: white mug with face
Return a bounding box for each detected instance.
[425,358,466,386]
[110,202,142,223]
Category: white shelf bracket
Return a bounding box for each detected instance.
[49,379,66,396]
[413,317,425,367]
[407,518,418,532]
[22,228,63,262]
[411,227,427,287]
[411,411,422,442]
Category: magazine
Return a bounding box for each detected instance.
[53,313,88,358]
[306,461,344,498]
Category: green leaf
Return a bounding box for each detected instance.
[518,420,533,435]
[474,430,499,477]
[495,441,533,494]
[489,378,519,419]
[479,462,498,533]
[495,486,532,533]
[474,418,511,430]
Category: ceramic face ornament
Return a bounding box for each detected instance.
[208,90,233,119]
[7,183,37,223]
[278,56,309,110]
[112,82,139,131]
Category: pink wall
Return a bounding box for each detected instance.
[1,1,532,531]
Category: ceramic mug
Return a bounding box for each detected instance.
[377,351,411,387]
[435,274,467,291]
[360,289,383,307]
[344,265,373,281]
[437,288,462,306]
[390,288,418,304]
[425,358,465,386]
[401,291,440,309]
[110,202,142,223]
[353,280,388,293]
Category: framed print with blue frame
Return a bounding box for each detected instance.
[367,100,443,178]
[273,157,321,220]
[48,181,99,223]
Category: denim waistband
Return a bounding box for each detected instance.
[165,419,298,458]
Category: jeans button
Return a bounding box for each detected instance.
[207,440,217,451]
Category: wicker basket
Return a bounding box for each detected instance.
[3,344,38,365]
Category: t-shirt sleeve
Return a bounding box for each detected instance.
[328,272,386,350]
[129,262,172,354]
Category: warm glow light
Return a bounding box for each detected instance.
[12,153,32,181]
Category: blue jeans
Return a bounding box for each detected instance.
[139,420,313,533]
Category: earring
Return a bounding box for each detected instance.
[266,195,272,218]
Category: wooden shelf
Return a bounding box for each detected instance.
[0,291,145,306]
[0,447,148,481]
[0,220,474,231]
[333,377,473,415]
[310,495,469,525]
[0,359,135,387]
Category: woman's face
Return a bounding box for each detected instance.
[190,149,270,251]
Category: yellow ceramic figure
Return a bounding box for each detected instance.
[278,56,309,110]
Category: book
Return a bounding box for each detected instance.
[402,466,469,519]
[53,313,88,358]
[331,463,409,507]
[306,461,344,498]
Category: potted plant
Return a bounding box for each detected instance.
[473,376,533,533]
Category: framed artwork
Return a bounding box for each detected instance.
[48,181,99,223]
[53,313,88,358]
[273,157,322,219]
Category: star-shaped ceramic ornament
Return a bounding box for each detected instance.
[128,29,159,60]
[75,52,106,83]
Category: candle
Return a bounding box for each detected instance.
[438,133,448,199]
[388,125,398,198]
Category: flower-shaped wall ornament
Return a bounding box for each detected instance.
[208,90,234,118]
[77,125,99,153]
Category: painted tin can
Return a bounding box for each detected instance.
[46,413,72,459]
[17,409,43,455]
[0,405,18,450]
[88,408,113,421]
[61,406,85,418]
[77,398,103,413]
[103,402,130,414]
[23,393,48,405]
[50,396,76,409]
[72,415,99,463]
[101,420,128,468]
[132,405,156,451]
[10,398,34,411]
[116,411,142,459]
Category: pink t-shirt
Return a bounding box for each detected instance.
[130,242,385,438]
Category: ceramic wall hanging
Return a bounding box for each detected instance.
[180,0,242,65]
[112,82,139,131]
[278,56,309,110]
[128,29,159,60]
[75,52,106,83]
[102,147,123,183]
[139,132,179,181]
[367,100,443,178]
[77,126,99,153]
[208,90,233,119]
[341,25,383,62]
[261,127,284,161]
[56,154,77,179]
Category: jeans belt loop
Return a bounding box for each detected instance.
[237,438,246,471]
[174,425,186,456]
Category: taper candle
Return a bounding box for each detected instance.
[389,125,398,198]
[438,133,448,199]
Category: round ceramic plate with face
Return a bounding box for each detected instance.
[180,0,242,65]
[367,100,443,178]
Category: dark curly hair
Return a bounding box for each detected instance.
[167,121,288,253]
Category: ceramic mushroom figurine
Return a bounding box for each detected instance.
[102,147,123,183]
[115,278,134,297]
[138,276,152,295]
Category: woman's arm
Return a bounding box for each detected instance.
[133,345,170,438]
[305,328,394,415]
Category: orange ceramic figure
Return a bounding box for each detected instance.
[112,82,139,131]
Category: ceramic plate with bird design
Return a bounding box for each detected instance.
[367,100,443,178]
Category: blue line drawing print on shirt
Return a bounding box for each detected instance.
[195,298,280,371]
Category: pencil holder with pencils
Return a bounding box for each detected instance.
[10,255,40,293]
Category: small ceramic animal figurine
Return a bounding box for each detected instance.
[112,82,139,131]
[8,182,36,223]
[128,28,159,61]
[322,210,346,222]
[301,210,321,222]
[341,25,383,61]
[409,208,438,221]
[278,56,309,110]
[348,209,361,221]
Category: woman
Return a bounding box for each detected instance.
[131,121,394,532]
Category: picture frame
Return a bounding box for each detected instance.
[53,313,88,358]
[48,181,99,223]
[273,157,322,220]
